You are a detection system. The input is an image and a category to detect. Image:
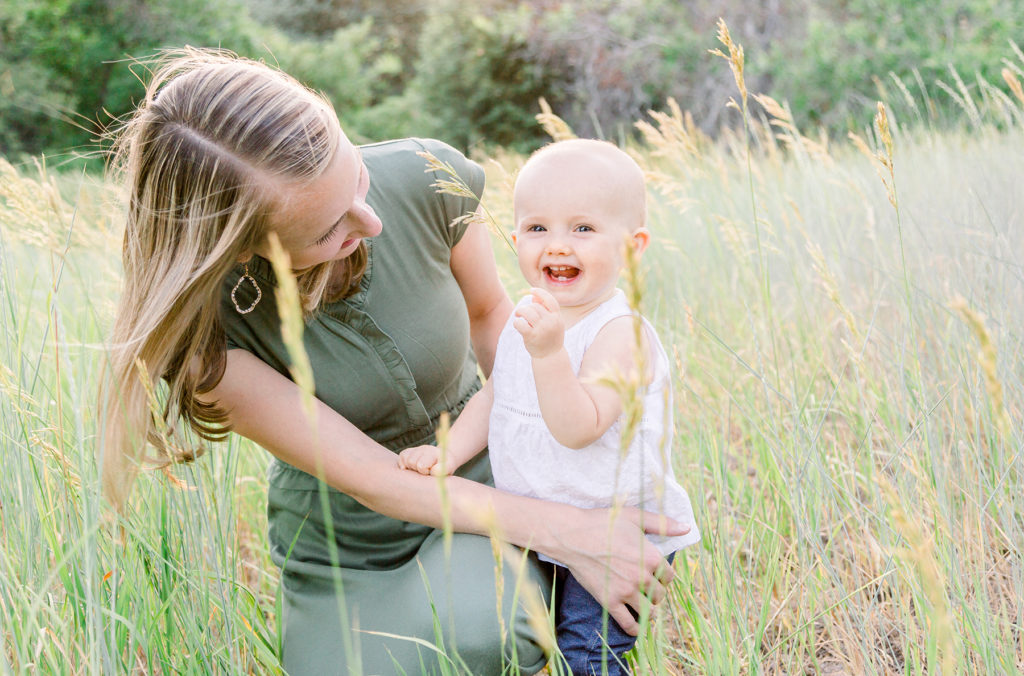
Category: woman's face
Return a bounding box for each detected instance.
[254,134,383,271]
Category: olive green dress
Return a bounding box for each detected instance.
[221,139,551,675]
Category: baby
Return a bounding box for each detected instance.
[399,139,700,675]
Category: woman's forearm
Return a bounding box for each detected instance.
[213,349,680,635]
[289,413,679,637]
[215,349,552,548]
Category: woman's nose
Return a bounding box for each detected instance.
[353,200,383,237]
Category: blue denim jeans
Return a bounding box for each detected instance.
[554,553,675,676]
[554,567,636,676]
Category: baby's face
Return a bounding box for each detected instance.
[512,152,648,317]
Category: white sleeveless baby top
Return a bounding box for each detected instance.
[488,290,700,557]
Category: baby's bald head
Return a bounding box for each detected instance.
[514,139,647,231]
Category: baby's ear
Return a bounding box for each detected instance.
[630,227,650,254]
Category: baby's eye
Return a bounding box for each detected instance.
[575,224,595,233]
[525,224,546,232]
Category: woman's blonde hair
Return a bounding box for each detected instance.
[100,48,362,507]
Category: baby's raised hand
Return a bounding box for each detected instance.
[512,288,564,358]
[397,445,444,475]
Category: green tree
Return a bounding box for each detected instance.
[0,1,76,157]
[410,0,567,152]
[0,0,257,161]
[249,0,425,92]
[525,0,698,139]
[252,17,407,143]
[763,0,1024,130]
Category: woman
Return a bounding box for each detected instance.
[100,48,684,674]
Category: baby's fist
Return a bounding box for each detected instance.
[397,445,441,475]
[513,288,564,358]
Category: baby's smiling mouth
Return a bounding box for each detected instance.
[545,265,580,282]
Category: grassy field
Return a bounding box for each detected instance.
[1,51,1022,673]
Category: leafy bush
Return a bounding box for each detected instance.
[409,0,565,152]
[5,0,1024,158]
[252,17,404,142]
[762,0,1024,130]
[0,0,257,162]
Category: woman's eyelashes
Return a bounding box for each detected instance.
[315,224,341,247]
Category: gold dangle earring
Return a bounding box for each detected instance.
[231,264,262,314]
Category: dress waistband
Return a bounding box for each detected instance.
[379,378,482,451]
[269,378,484,491]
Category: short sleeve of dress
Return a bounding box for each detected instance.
[427,139,485,248]
[221,275,252,353]
[219,260,286,367]
[388,137,484,249]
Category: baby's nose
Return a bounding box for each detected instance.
[545,234,571,254]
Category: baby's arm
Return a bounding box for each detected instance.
[398,378,494,475]
[514,289,648,449]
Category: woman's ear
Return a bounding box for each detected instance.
[236,250,254,264]
[631,227,650,254]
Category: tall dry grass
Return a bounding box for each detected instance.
[1,24,1022,673]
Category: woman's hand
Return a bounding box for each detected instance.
[550,506,689,636]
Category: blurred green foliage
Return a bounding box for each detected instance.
[0,0,257,163]
[407,0,567,152]
[2,0,1023,163]
[763,0,1024,130]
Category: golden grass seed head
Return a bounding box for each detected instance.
[535,97,576,142]
[1001,67,1024,105]
[711,18,747,105]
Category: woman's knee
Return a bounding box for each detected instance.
[418,534,552,672]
